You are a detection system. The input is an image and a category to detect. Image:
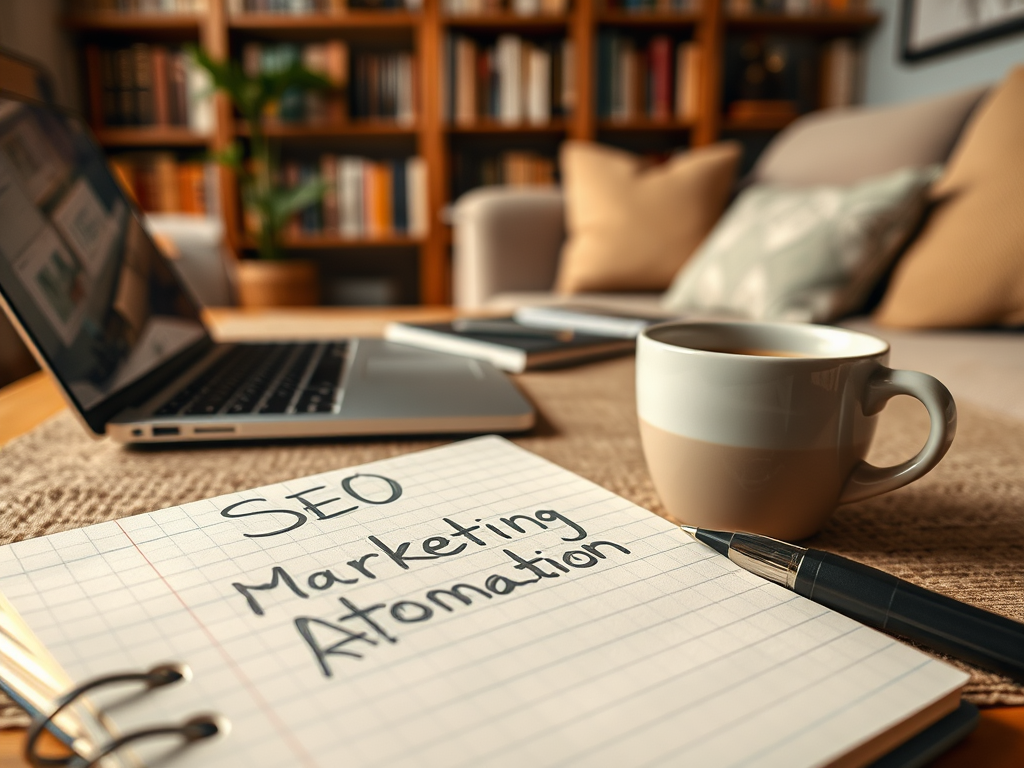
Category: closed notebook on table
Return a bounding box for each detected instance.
[384,318,634,373]
[0,438,969,768]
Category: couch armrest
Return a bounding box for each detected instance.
[451,187,565,309]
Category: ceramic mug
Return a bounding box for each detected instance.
[636,321,957,540]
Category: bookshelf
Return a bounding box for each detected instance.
[65,0,879,306]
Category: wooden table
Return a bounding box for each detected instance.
[0,307,1021,768]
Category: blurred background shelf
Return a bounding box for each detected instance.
[65,0,880,306]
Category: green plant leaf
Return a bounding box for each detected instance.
[210,142,244,171]
[269,177,328,223]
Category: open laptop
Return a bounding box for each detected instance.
[0,91,534,443]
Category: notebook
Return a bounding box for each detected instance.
[0,437,968,768]
[384,318,633,372]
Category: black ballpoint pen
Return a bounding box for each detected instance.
[680,525,1024,683]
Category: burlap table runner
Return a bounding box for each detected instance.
[1,357,1022,728]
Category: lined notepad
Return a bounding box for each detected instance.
[0,437,966,767]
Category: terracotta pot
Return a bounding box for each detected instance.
[235,259,319,308]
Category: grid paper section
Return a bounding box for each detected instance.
[0,436,967,767]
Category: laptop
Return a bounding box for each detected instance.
[0,92,534,443]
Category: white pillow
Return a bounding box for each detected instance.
[661,166,940,323]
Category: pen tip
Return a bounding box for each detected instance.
[679,525,698,539]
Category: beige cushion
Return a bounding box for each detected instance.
[752,86,988,187]
[875,67,1024,328]
[555,141,741,294]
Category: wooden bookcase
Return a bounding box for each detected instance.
[64,0,879,306]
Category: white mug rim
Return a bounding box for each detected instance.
[641,320,891,362]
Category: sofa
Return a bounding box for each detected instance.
[450,81,1024,422]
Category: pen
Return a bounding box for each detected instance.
[680,525,1024,682]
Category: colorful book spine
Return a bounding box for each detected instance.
[85,44,212,131]
[444,33,571,125]
[108,154,218,215]
[596,34,701,122]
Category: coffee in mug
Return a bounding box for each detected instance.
[636,321,957,540]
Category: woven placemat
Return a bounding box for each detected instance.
[0,357,1021,729]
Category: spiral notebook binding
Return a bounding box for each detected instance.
[25,663,226,768]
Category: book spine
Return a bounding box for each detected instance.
[115,47,136,126]
[392,158,407,235]
[561,37,575,117]
[321,154,339,233]
[133,43,154,125]
[151,46,171,126]
[455,36,477,126]
[285,161,301,238]
[84,46,107,130]
[682,43,701,121]
[527,46,550,125]
[379,162,393,235]
[185,55,213,132]
[407,156,427,237]
[650,36,671,122]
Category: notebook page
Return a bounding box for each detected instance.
[0,436,967,768]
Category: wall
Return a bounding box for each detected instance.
[0,0,79,111]
[862,0,1024,105]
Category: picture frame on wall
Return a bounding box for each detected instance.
[901,0,1024,61]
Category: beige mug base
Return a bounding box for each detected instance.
[639,418,867,541]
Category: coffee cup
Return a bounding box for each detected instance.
[636,321,957,540]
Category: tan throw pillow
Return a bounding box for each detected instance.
[556,141,741,294]
[875,67,1024,328]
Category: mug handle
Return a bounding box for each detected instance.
[838,367,957,505]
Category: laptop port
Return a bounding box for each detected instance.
[194,426,235,435]
[152,426,180,437]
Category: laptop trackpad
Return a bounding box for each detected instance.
[341,339,519,420]
[364,353,483,378]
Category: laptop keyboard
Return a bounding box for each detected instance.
[155,342,348,417]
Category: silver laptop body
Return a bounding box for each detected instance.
[0,94,533,444]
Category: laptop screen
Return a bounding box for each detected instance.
[0,96,209,418]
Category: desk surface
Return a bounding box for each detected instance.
[0,307,1021,768]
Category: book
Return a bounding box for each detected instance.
[820,37,858,109]
[108,154,218,215]
[84,44,211,131]
[596,35,701,122]
[513,304,675,338]
[444,33,571,127]
[0,437,969,768]
[385,318,638,372]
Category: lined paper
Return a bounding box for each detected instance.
[0,437,967,767]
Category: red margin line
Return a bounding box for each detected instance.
[115,520,319,768]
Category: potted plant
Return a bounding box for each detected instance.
[190,46,331,307]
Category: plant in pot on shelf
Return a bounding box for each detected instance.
[191,46,331,308]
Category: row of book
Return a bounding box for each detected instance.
[71,0,207,11]
[268,156,429,239]
[109,154,220,216]
[241,42,348,122]
[443,35,575,126]
[727,0,867,13]
[227,0,423,12]
[86,44,213,132]
[239,43,417,123]
[604,0,700,12]
[596,35,701,123]
[351,52,418,122]
[442,0,568,15]
[453,151,555,194]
